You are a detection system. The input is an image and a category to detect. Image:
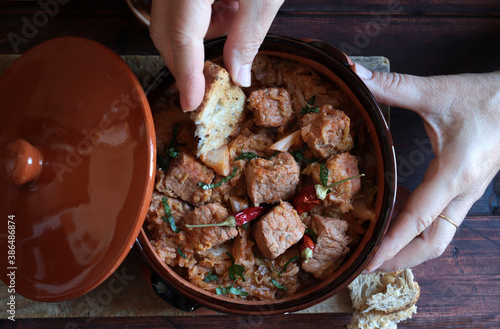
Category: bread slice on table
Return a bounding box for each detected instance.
[348,269,420,329]
[191,61,246,156]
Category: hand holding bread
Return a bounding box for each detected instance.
[150,0,284,111]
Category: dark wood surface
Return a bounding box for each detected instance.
[0,1,499,328]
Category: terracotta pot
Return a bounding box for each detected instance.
[135,35,397,315]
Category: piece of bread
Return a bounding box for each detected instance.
[347,269,420,329]
[191,61,246,156]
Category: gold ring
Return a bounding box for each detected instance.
[438,214,459,229]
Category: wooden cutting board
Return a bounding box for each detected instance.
[0,55,389,319]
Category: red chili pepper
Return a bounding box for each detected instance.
[300,234,315,262]
[185,206,266,228]
[292,186,322,214]
[233,206,266,226]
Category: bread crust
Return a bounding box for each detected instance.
[191,61,246,156]
[347,269,420,329]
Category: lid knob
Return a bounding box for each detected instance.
[0,139,43,186]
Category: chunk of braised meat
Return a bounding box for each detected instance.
[146,192,193,266]
[146,191,192,228]
[245,151,300,205]
[227,128,275,161]
[303,152,361,212]
[253,201,305,259]
[247,88,294,127]
[156,148,214,206]
[301,214,350,279]
[300,104,354,158]
[209,160,247,205]
[184,203,238,252]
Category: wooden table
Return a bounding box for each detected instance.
[0,1,499,328]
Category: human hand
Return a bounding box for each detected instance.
[150,0,284,112]
[354,64,500,271]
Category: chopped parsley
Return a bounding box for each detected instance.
[319,163,330,187]
[199,167,238,190]
[271,279,288,291]
[161,197,181,233]
[229,264,246,282]
[216,285,249,297]
[226,252,246,282]
[280,256,299,277]
[157,123,179,171]
[204,271,219,283]
[235,152,259,161]
[291,146,317,164]
[235,151,277,162]
[213,253,249,297]
[267,151,279,160]
[226,251,235,264]
[299,96,320,114]
[177,246,186,259]
[167,147,178,158]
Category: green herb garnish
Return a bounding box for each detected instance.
[300,96,320,114]
[168,147,178,158]
[157,123,180,171]
[162,197,181,233]
[235,152,259,161]
[267,151,279,160]
[271,279,288,291]
[216,285,249,297]
[305,229,317,244]
[279,256,299,277]
[315,174,365,200]
[177,246,187,259]
[199,167,238,190]
[226,252,235,265]
[291,146,317,164]
[226,252,246,282]
[204,271,219,283]
[229,264,246,282]
[242,223,249,230]
[319,163,329,187]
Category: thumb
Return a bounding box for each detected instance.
[354,63,443,114]
[223,0,284,87]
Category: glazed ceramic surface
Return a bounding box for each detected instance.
[136,36,396,315]
[0,37,156,301]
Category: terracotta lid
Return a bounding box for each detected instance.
[0,37,156,301]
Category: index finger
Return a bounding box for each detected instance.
[223,0,284,87]
[150,0,213,112]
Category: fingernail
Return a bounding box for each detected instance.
[236,64,252,87]
[366,261,382,273]
[355,63,373,80]
[180,93,194,112]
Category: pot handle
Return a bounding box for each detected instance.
[145,267,202,312]
[303,39,358,72]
